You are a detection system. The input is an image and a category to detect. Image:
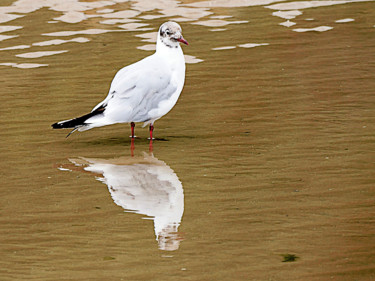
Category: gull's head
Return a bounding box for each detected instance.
[158,21,188,48]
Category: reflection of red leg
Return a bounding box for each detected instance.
[149,139,153,154]
[130,122,135,138]
[149,124,154,140]
[130,137,135,157]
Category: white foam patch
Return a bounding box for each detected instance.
[280,20,296,27]
[43,29,114,36]
[0,44,30,51]
[15,63,49,69]
[58,167,72,172]
[0,26,22,33]
[267,0,373,10]
[169,17,193,22]
[335,18,355,23]
[0,62,48,68]
[137,44,155,51]
[99,10,140,19]
[33,37,90,46]
[138,15,163,20]
[118,23,150,31]
[192,19,248,27]
[293,26,333,32]
[189,0,287,8]
[97,9,114,14]
[0,0,112,24]
[135,32,157,43]
[68,37,90,43]
[213,43,269,51]
[16,50,68,58]
[53,11,87,24]
[0,34,18,41]
[212,46,236,50]
[238,43,269,48]
[100,18,138,25]
[0,14,24,24]
[210,15,233,19]
[136,5,211,21]
[272,10,302,20]
[184,55,204,64]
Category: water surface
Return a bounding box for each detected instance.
[1,0,375,280]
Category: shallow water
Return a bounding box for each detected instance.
[1,0,375,280]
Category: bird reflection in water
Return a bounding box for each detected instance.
[68,146,184,251]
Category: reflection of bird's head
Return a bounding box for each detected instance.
[158,21,188,48]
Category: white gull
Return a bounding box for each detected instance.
[52,21,188,139]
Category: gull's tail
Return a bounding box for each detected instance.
[51,106,105,136]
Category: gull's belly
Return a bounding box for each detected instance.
[148,70,184,121]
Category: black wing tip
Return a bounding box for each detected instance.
[52,106,105,130]
[52,122,62,129]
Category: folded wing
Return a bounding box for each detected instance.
[88,56,178,126]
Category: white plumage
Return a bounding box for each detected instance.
[52,21,188,139]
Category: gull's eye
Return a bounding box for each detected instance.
[165,29,171,35]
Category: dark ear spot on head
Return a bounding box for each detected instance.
[160,29,164,37]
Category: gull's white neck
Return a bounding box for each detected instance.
[155,35,184,60]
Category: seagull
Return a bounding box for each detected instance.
[52,21,188,139]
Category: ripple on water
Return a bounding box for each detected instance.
[135,32,157,42]
[188,0,285,8]
[0,0,361,72]
[0,34,18,41]
[210,15,233,19]
[100,18,139,25]
[335,18,355,23]
[32,37,90,46]
[268,0,374,10]
[137,44,156,51]
[212,43,269,51]
[0,62,48,68]
[212,46,237,51]
[0,13,24,24]
[272,10,303,20]
[184,55,204,64]
[15,50,68,58]
[210,28,227,32]
[238,43,269,48]
[0,44,30,51]
[293,26,333,32]
[97,10,141,20]
[118,23,152,31]
[192,19,248,27]
[42,29,117,37]
[0,25,23,33]
[279,20,296,27]
[96,9,114,14]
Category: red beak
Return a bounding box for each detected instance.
[177,36,189,45]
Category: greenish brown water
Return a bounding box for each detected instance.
[1,0,375,280]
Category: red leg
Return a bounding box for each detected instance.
[130,137,135,157]
[130,122,135,138]
[149,138,153,154]
[149,124,154,140]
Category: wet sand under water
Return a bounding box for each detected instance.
[1,0,375,280]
